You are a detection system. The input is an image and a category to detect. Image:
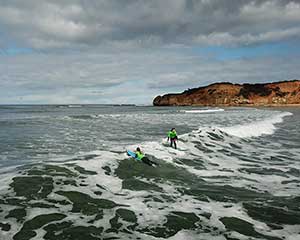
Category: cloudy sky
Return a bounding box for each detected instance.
[1,0,300,104]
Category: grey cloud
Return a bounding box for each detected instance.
[194,27,300,46]
[1,0,300,49]
[1,46,299,104]
[0,52,127,93]
[146,53,300,92]
[147,72,199,89]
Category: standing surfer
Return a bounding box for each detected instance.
[167,128,178,149]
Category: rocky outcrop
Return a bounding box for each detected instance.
[153,80,300,106]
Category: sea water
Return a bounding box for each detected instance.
[0,105,299,240]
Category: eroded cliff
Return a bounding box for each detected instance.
[153,80,300,106]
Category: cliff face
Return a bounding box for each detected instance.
[153,80,300,106]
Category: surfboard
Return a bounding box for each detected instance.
[126,150,139,160]
[162,141,187,151]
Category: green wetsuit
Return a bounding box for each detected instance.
[168,130,177,139]
[135,151,158,167]
[135,151,144,160]
[168,130,178,149]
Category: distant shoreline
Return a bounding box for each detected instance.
[1,104,300,108]
[154,104,300,107]
[0,104,137,107]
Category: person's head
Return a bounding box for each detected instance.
[171,128,175,131]
[136,147,141,152]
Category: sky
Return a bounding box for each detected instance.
[0,0,300,104]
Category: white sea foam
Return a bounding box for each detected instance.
[1,108,299,240]
[220,112,293,138]
[182,108,225,113]
[71,150,124,193]
[128,110,298,197]
[68,105,82,108]
[169,231,226,240]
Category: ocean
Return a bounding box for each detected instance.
[0,105,299,240]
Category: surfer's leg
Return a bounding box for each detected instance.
[151,160,159,166]
[141,157,153,166]
[174,140,177,149]
[142,157,158,166]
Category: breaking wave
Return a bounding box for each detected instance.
[0,108,298,240]
[181,108,225,113]
[220,112,293,138]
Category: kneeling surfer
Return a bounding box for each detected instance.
[167,128,178,149]
[135,147,158,167]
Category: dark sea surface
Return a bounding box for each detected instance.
[0,105,299,240]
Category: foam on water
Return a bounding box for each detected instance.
[63,154,286,239]
[182,108,225,113]
[1,107,299,239]
[131,111,298,197]
[220,112,293,138]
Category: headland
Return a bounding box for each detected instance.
[153,80,300,106]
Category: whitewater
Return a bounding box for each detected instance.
[0,105,299,240]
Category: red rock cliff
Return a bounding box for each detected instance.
[153,80,300,106]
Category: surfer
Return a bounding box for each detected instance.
[167,128,178,149]
[135,147,158,167]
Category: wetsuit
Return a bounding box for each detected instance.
[168,130,178,149]
[135,151,158,167]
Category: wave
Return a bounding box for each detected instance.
[68,105,83,108]
[62,114,102,120]
[56,104,83,108]
[63,113,126,120]
[1,110,298,240]
[126,112,293,165]
[130,111,294,169]
[131,110,297,196]
[219,112,293,138]
[181,108,225,113]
